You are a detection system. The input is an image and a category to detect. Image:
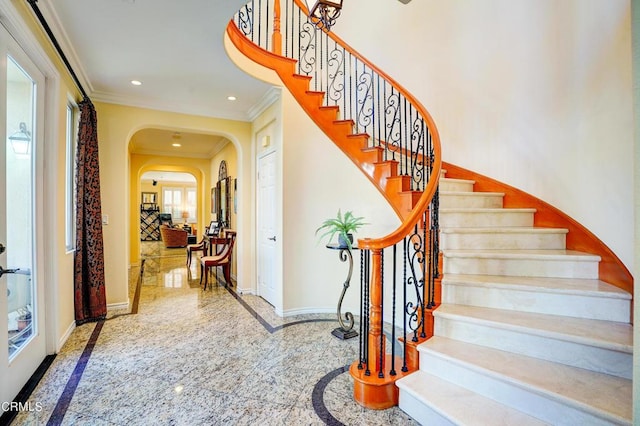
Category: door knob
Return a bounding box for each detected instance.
[268,236,276,242]
[0,265,20,278]
[0,243,5,254]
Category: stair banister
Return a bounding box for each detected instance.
[230,0,443,410]
[283,0,443,247]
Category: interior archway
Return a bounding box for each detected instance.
[127,127,240,283]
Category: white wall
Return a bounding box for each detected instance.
[281,90,399,315]
[334,0,634,270]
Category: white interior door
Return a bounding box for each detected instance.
[257,151,277,306]
[0,23,46,404]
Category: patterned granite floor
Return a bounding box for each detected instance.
[10,242,417,425]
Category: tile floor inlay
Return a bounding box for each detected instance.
[11,242,417,425]
[312,365,350,426]
[224,286,336,334]
[46,321,104,426]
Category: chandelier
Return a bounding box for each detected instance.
[306,0,343,32]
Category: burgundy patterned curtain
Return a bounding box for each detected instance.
[74,98,107,324]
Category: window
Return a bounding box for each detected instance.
[162,187,182,220]
[162,186,196,223]
[65,102,77,251]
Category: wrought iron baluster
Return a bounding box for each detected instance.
[390,243,397,376]
[358,249,364,370]
[257,0,262,47]
[402,236,408,372]
[420,211,427,338]
[364,249,370,376]
[265,0,270,51]
[376,74,381,148]
[342,44,346,116]
[378,248,384,378]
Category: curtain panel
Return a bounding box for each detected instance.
[73,98,107,324]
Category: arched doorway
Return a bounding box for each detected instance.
[127,127,240,285]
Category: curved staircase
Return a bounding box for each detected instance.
[227,1,633,423]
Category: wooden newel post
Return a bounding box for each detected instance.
[272,0,282,55]
[368,248,385,373]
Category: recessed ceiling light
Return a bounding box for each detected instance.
[131,80,142,86]
[172,143,181,147]
[227,96,236,101]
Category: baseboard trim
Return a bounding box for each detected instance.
[57,320,76,352]
[107,300,130,310]
[282,307,335,317]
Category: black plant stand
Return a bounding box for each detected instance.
[326,244,358,340]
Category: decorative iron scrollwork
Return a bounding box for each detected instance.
[237,4,253,37]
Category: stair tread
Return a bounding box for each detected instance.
[420,336,632,423]
[440,207,536,213]
[434,304,633,352]
[441,227,568,234]
[440,177,475,184]
[440,191,504,197]
[442,273,630,298]
[398,370,548,426]
[443,249,601,261]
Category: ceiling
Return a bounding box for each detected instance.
[140,171,196,184]
[40,0,273,158]
[130,128,230,159]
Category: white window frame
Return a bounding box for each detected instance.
[162,185,196,224]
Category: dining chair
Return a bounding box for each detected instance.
[199,231,237,290]
[186,237,209,267]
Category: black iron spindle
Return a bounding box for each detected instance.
[402,236,408,372]
[390,243,397,376]
[358,249,364,370]
[364,249,370,376]
[420,211,427,338]
[378,248,385,378]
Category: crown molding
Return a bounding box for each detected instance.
[35,1,94,96]
[206,139,231,158]
[247,86,282,121]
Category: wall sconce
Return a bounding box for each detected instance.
[8,122,31,156]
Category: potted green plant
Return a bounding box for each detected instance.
[315,209,367,250]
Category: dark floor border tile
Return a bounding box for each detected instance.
[46,320,104,426]
[312,365,349,426]
[0,354,56,426]
[224,286,335,333]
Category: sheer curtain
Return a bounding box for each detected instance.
[73,98,106,324]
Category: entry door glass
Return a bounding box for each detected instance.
[0,23,46,406]
[6,56,35,359]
